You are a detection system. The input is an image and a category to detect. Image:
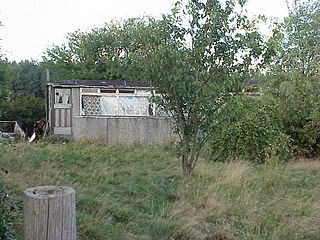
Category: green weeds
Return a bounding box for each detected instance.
[0,142,320,239]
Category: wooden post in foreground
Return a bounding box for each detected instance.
[24,186,76,240]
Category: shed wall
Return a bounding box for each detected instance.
[50,87,176,143]
[72,117,175,144]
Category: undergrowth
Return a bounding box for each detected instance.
[0,141,320,239]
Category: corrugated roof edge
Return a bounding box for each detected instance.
[47,80,152,88]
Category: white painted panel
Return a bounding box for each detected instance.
[55,109,60,127]
[66,109,71,127]
[54,127,72,135]
[136,89,152,95]
[118,96,150,116]
[81,88,99,93]
[100,96,118,115]
[60,109,66,127]
[54,104,72,109]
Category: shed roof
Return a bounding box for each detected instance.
[48,80,151,88]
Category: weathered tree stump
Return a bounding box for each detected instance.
[24,186,76,240]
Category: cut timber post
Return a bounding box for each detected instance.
[24,186,76,240]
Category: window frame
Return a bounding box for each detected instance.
[80,88,156,117]
[54,88,71,104]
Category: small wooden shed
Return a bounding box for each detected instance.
[46,80,174,143]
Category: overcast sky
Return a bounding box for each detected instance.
[0,0,289,62]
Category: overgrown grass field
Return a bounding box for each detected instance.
[1,141,320,239]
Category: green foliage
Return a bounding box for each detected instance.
[0,60,11,120]
[0,96,45,134]
[271,0,320,76]
[8,60,46,98]
[1,59,46,103]
[133,0,269,177]
[265,74,320,157]
[43,17,170,81]
[207,95,290,162]
[259,0,320,158]
[0,60,46,135]
[0,60,10,102]
[2,142,320,239]
[285,0,320,76]
[0,177,20,240]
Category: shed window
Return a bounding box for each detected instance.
[101,96,118,115]
[82,95,101,115]
[101,89,116,94]
[81,88,160,117]
[118,96,149,116]
[82,88,99,93]
[119,89,135,94]
[55,89,70,104]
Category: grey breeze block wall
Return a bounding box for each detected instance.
[66,88,176,144]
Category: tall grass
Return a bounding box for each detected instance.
[0,141,320,239]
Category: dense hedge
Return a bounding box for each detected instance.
[267,76,320,157]
[207,74,320,162]
[207,95,291,162]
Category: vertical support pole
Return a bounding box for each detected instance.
[24,186,76,240]
[46,69,50,83]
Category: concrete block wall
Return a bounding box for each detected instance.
[72,116,176,144]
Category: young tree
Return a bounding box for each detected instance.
[42,1,268,177]
[136,0,269,178]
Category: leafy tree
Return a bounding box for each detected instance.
[0,60,10,102]
[261,0,320,157]
[0,60,46,130]
[0,21,12,117]
[8,60,46,98]
[43,17,171,81]
[271,0,320,76]
[134,0,269,178]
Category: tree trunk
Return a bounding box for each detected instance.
[182,153,193,179]
[24,186,76,240]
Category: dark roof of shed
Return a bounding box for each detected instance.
[48,80,151,88]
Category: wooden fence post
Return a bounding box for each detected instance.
[24,186,76,240]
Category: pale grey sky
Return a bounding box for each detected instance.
[0,0,288,62]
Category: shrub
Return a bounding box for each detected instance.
[207,95,290,163]
[0,176,20,240]
[267,75,320,157]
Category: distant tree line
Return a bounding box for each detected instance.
[0,60,46,134]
